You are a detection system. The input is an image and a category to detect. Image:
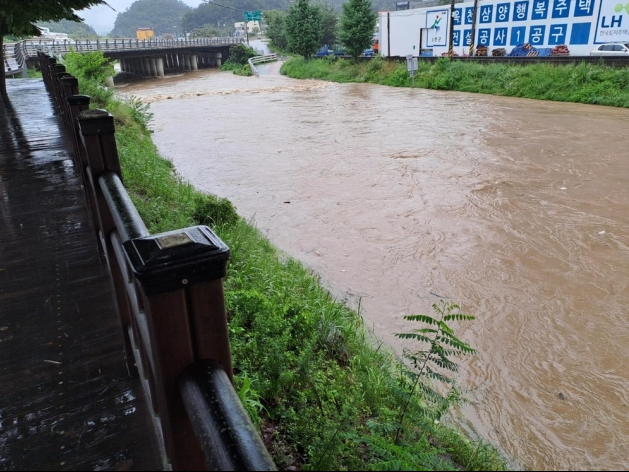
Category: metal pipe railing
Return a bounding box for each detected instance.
[248,54,278,76]
[179,360,276,471]
[22,37,245,59]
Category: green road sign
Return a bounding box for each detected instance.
[244,10,262,21]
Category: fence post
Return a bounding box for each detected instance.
[77,110,137,375]
[58,74,79,144]
[123,225,232,470]
[66,94,92,183]
[50,64,66,112]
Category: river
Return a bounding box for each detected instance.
[119,65,629,470]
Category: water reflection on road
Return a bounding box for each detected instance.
[121,69,629,471]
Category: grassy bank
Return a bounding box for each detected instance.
[64,51,507,471]
[281,56,629,108]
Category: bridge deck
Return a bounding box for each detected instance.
[0,80,161,471]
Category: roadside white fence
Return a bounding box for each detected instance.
[248,54,278,76]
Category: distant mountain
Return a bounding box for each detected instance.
[110,0,191,38]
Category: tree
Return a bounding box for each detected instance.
[0,0,105,98]
[285,0,322,59]
[264,10,288,51]
[316,2,338,47]
[338,0,376,60]
[190,24,230,38]
[110,0,190,38]
[183,0,291,34]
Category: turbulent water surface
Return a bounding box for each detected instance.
[120,67,629,470]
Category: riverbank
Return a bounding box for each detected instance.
[64,51,507,471]
[281,56,629,108]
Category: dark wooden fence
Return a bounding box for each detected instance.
[3,43,26,77]
[38,52,276,472]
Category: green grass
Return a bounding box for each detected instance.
[27,68,43,79]
[64,52,508,471]
[281,56,629,108]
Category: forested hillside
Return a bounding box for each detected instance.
[182,0,290,32]
[110,0,191,37]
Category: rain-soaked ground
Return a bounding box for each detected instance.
[120,65,629,471]
[0,80,160,471]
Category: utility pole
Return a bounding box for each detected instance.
[448,0,455,56]
[387,12,391,58]
[469,0,479,57]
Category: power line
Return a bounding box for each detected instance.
[207,1,246,13]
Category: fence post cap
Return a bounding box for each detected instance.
[123,226,230,295]
[60,75,79,86]
[78,109,115,135]
[67,94,91,106]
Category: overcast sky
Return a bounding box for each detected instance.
[77,0,205,34]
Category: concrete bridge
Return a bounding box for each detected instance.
[7,37,245,78]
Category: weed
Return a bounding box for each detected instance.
[282,56,629,108]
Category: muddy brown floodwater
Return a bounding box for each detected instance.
[121,69,629,470]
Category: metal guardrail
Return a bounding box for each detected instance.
[248,54,277,76]
[3,43,26,77]
[38,51,276,471]
[20,37,244,59]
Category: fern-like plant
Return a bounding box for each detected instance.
[394,300,476,443]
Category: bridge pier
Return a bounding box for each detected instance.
[190,54,198,71]
[156,57,165,78]
[208,52,222,67]
[149,57,157,77]
[143,57,150,76]
[169,54,178,70]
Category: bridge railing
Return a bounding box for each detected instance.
[248,54,277,76]
[3,43,26,77]
[21,37,245,59]
[38,51,275,472]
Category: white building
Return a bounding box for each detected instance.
[37,27,69,40]
[234,21,261,35]
[379,0,626,57]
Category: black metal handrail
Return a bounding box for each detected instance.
[179,361,276,471]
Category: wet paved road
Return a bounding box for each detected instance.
[0,80,160,471]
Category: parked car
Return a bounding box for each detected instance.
[590,43,629,56]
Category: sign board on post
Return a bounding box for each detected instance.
[406,54,418,86]
[406,55,418,73]
[244,10,262,22]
